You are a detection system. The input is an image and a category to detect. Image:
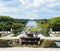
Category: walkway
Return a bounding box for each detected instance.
[0,47,60,51]
[41,37,60,41]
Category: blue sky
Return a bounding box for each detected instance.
[0,0,60,19]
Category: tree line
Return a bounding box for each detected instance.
[37,16,60,36]
[0,16,28,36]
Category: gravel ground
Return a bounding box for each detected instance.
[0,47,60,51]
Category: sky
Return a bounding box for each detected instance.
[0,0,60,19]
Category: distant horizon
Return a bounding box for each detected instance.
[2,15,59,20]
[14,16,60,19]
[0,15,59,20]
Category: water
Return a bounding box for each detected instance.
[26,21,37,27]
[55,42,60,47]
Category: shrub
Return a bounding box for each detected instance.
[0,39,9,47]
[40,40,57,48]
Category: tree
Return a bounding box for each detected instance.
[0,16,28,35]
[48,16,60,28]
[37,19,49,36]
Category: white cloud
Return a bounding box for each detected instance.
[32,0,45,7]
[20,0,32,8]
[0,1,6,7]
[0,0,60,19]
[19,0,60,12]
[20,0,57,7]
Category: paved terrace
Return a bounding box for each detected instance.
[41,37,60,41]
[0,47,60,51]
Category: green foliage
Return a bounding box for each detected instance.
[48,16,60,31]
[49,16,60,24]
[30,27,40,32]
[37,16,60,36]
[0,16,15,22]
[0,16,28,35]
[25,27,40,32]
[0,39,9,47]
[41,40,57,48]
[37,19,49,36]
